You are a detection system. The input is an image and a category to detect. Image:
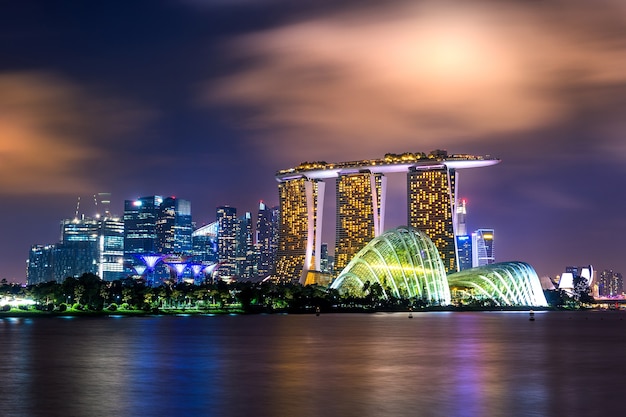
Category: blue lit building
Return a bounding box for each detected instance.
[472,229,495,267]
[156,197,192,255]
[123,196,163,267]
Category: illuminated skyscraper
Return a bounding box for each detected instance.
[124,195,163,264]
[407,166,457,273]
[455,199,472,271]
[256,201,279,278]
[334,172,386,273]
[97,216,125,281]
[274,178,325,284]
[472,229,495,267]
[216,206,238,277]
[192,221,218,264]
[156,197,192,255]
[236,212,254,278]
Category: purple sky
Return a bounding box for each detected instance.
[1,0,625,283]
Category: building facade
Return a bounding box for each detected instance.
[334,172,386,273]
[472,229,495,267]
[274,178,325,284]
[407,166,457,273]
[255,202,279,278]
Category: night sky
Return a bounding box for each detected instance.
[1,0,625,283]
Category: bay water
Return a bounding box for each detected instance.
[1,311,624,417]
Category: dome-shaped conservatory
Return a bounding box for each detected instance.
[330,227,450,305]
[447,262,548,307]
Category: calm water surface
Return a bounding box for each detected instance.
[1,311,625,417]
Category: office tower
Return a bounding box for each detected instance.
[156,197,192,255]
[124,196,163,263]
[235,212,254,278]
[472,229,495,267]
[334,172,386,274]
[274,178,325,284]
[454,199,472,271]
[456,235,473,271]
[598,269,623,297]
[320,243,330,274]
[456,199,467,236]
[27,245,56,285]
[192,221,219,264]
[217,206,238,277]
[57,216,100,279]
[256,202,279,278]
[408,166,457,273]
[97,216,125,281]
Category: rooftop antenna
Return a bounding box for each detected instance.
[74,196,81,219]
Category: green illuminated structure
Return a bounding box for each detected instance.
[447,262,548,307]
[330,227,451,305]
[331,227,548,307]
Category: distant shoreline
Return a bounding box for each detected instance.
[2,305,616,318]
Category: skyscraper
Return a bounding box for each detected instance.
[57,216,100,279]
[334,172,386,273]
[156,197,192,255]
[408,166,457,273]
[256,201,279,278]
[191,221,219,264]
[274,178,325,284]
[455,199,472,271]
[123,195,163,267]
[236,212,254,278]
[472,229,495,267]
[216,206,238,277]
[97,216,125,281]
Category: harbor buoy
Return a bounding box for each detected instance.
[529,310,535,321]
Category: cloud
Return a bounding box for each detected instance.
[0,71,151,195]
[203,0,626,162]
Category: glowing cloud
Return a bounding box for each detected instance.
[204,0,626,160]
[0,71,150,195]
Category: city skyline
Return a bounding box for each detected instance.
[1,0,625,282]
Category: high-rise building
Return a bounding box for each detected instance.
[192,221,219,264]
[408,166,457,273]
[123,196,163,267]
[454,199,472,271]
[320,243,330,274]
[156,197,192,255]
[274,178,325,284]
[27,245,56,285]
[472,229,495,267]
[236,212,254,278]
[97,216,125,281]
[456,235,473,271]
[57,216,100,279]
[216,206,238,277]
[256,201,279,278]
[275,151,499,284]
[334,172,386,273]
[598,269,623,297]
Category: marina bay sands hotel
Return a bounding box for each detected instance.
[273,150,500,284]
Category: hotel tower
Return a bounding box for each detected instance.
[274,151,499,283]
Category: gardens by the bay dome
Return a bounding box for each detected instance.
[330,226,548,307]
[330,227,451,305]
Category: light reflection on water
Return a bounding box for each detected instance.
[0,311,625,417]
